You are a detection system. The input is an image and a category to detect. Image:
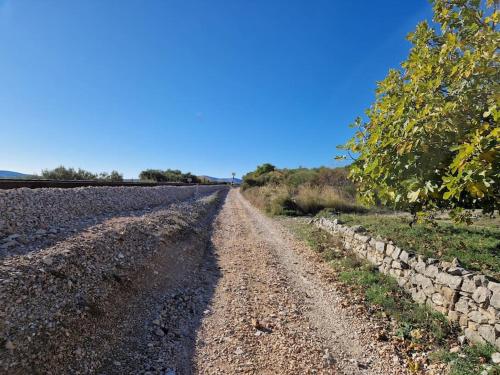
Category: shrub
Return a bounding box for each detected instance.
[241,164,365,216]
[41,166,123,181]
[139,169,200,183]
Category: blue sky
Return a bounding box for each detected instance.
[0,0,432,179]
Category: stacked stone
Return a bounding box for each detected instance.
[314,217,500,349]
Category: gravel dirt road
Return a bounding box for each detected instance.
[2,188,408,374]
[189,189,407,375]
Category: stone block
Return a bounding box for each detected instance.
[415,273,434,291]
[391,260,404,270]
[397,277,407,288]
[442,286,457,301]
[455,297,471,314]
[374,240,386,254]
[415,260,426,274]
[386,243,395,256]
[399,250,409,263]
[478,325,496,344]
[431,293,447,306]
[472,286,491,304]
[448,310,459,322]
[391,247,401,260]
[354,233,370,243]
[424,264,439,279]
[461,275,478,294]
[389,268,404,278]
[468,321,479,331]
[436,272,463,290]
[407,255,418,267]
[488,281,500,294]
[468,310,489,324]
[474,275,488,287]
[491,292,500,310]
[412,289,427,304]
[366,252,382,266]
[459,314,468,327]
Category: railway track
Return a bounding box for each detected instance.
[0,179,228,190]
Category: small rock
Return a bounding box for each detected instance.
[491,352,500,364]
[322,349,335,367]
[450,346,460,353]
[154,328,165,337]
[235,347,244,355]
[5,340,15,350]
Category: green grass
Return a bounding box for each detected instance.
[336,213,500,280]
[431,343,500,375]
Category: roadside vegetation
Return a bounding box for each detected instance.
[139,169,200,183]
[286,219,500,374]
[41,166,123,181]
[241,163,365,216]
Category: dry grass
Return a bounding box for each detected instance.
[242,184,364,216]
[294,185,362,214]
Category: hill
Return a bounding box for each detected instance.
[0,170,30,179]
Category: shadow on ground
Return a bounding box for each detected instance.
[95,189,229,375]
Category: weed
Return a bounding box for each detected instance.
[431,343,500,375]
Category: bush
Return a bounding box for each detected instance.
[139,169,200,183]
[41,166,123,181]
[241,164,364,216]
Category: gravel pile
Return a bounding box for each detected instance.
[0,188,227,374]
[0,185,222,242]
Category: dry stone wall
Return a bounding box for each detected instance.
[314,217,500,349]
[0,185,224,240]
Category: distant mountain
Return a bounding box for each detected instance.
[0,170,31,179]
[199,175,242,184]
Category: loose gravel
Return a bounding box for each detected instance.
[0,188,227,374]
[0,185,222,246]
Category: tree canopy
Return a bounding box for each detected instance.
[339,0,499,221]
[41,166,123,181]
[139,169,200,183]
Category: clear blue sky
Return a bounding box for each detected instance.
[0,0,432,179]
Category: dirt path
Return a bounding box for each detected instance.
[190,189,406,375]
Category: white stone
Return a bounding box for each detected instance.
[472,287,492,304]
